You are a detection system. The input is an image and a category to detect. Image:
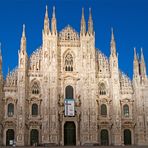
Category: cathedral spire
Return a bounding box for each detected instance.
[140,48,147,78]
[0,43,2,74]
[88,8,93,35]
[44,5,50,34]
[20,24,26,53]
[8,67,10,76]
[52,6,55,18]
[80,8,86,36]
[110,28,116,56]
[133,47,140,78]
[22,24,25,37]
[0,43,2,62]
[134,47,138,61]
[19,24,28,69]
[51,6,57,35]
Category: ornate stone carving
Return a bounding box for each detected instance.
[58,94,64,106]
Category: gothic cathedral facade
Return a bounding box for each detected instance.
[0,6,148,146]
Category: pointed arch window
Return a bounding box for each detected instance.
[8,103,14,117]
[65,53,73,71]
[101,104,107,116]
[32,82,40,94]
[32,103,38,116]
[99,83,106,95]
[123,104,129,117]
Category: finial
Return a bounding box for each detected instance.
[22,24,25,37]
[141,47,143,54]
[0,42,1,54]
[141,47,144,60]
[45,5,48,17]
[0,42,2,61]
[89,8,91,14]
[89,8,92,19]
[134,47,137,59]
[52,6,55,18]
[88,7,93,35]
[134,47,136,53]
[8,67,10,76]
[81,7,86,35]
[137,53,139,60]
[111,27,114,41]
[81,8,85,20]
[46,5,48,12]
[110,27,117,55]
[82,7,84,16]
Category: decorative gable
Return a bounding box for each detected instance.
[59,25,79,41]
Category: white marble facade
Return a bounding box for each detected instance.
[0,6,148,146]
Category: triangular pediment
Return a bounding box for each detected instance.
[59,25,79,41]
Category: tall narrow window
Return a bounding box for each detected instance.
[99,83,106,95]
[101,104,107,116]
[123,104,129,117]
[32,82,40,94]
[65,53,73,71]
[32,103,38,116]
[65,85,73,99]
[8,103,14,117]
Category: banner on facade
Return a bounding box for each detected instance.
[64,99,75,116]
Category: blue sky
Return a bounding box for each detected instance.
[0,0,147,79]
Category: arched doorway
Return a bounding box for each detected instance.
[64,122,76,145]
[6,129,14,146]
[124,129,131,145]
[65,85,73,99]
[100,129,109,145]
[30,129,39,146]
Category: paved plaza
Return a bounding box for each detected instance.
[0,146,148,148]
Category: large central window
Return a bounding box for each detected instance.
[8,103,14,117]
[32,103,38,116]
[65,53,73,71]
[123,104,129,117]
[32,82,40,95]
[101,104,107,116]
[99,83,106,95]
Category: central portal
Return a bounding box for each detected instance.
[64,122,76,145]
